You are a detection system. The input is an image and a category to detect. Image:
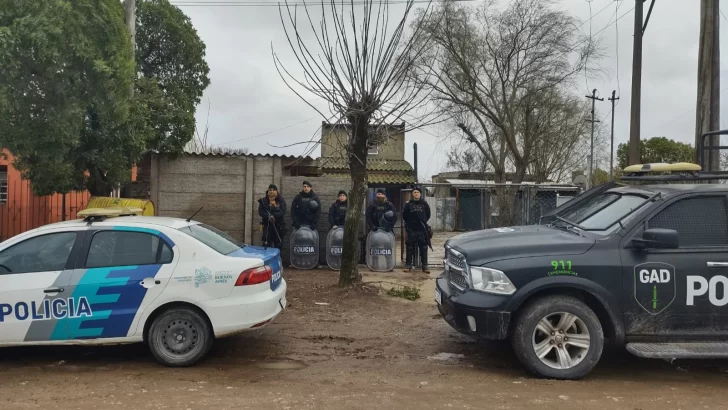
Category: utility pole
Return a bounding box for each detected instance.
[586,89,604,189]
[696,0,720,171]
[608,91,620,180]
[628,0,645,166]
[124,0,136,99]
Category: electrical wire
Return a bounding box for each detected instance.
[577,0,614,29]
[653,86,728,134]
[568,5,634,55]
[216,116,318,145]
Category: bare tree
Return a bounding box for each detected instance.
[273,0,435,286]
[413,0,601,224]
[445,141,488,173]
[526,89,594,183]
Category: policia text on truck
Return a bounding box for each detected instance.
[434,130,728,380]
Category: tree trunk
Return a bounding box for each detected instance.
[86,168,112,197]
[507,163,528,226]
[339,119,370,287]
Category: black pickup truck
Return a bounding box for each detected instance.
[435,160,728,379]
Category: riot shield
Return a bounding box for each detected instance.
[326,226,344,270]
[290,226,319,269]
[366,228,396,272]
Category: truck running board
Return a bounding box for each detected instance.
[627,342,728,359]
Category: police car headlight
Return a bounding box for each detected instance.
[470,266,516,295]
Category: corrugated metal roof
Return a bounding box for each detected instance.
[444,179,579,190]
[182,147,313,161]
[323,172,415,184]
[319,157,413,172]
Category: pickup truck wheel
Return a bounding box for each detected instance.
[148,307,213,367]
[511,295,604,380]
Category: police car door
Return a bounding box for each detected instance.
[64,228,176,340]
[619,193,728,337]
[0,229,85,343]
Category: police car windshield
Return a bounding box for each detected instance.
[178,223,244,255]
[557,192,649,233]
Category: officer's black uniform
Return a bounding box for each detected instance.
[291,181,321,229]
[258,184,287,250]
[366,189,397,232]
[328,191,348,227]
[403,186,431,271]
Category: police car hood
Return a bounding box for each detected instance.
[445,225,595,265]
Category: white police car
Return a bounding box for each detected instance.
[0,207,286,367]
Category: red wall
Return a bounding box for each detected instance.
[0,150,91,241]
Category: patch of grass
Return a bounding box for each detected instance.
[386,285,421,301]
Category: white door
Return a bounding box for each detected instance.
[0,230,83,343]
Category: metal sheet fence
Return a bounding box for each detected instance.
[0,178,90,242]
[416,182,583,231]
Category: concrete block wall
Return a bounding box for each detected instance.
[156,155,248,241]
[248,156,283,246]
[151,154,284,244]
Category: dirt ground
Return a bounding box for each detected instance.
[2,267,728,410]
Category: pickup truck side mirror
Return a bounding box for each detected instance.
[632,228,679,249]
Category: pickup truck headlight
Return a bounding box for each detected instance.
[470,266,516,295]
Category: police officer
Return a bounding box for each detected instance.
[403,185,431,272]
[291,180,321,229]
[328,190,348,228]
[367,188,397,232]
[258,184,287,250]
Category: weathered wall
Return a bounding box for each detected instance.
[156,154,248,241]
[321,124,405,161]
[151,153,291,244]
[149,152,409,265]
[428,196,456,231]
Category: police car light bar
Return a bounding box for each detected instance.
[77,206,145,221]
[620,161,728,182]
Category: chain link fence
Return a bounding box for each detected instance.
[413,182,583,231]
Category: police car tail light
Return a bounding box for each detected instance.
[469,266,516,295]
[235,265,273,286]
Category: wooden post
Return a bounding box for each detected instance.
[696,0,720,171]
[628,0,644,166]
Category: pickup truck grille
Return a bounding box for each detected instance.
[446,252,465,269]
[448,269,468,289]
[446,248,468,290]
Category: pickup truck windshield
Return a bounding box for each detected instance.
[556,192,649,233]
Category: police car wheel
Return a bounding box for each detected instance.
[511,295,604,380]
[148,307,213,367]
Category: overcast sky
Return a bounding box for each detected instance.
[175,0,728,181]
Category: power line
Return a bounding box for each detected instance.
[653,85,728,134]
[577,0,615,29]
[217,116,318,145]
[567,5,634,56]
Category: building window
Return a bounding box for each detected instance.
[367,144,378,155]
[0,165,7,204]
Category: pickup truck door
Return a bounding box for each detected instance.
[619,193,728,338]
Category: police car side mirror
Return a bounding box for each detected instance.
[632,228,679,250]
